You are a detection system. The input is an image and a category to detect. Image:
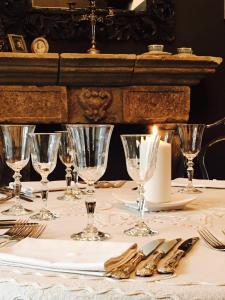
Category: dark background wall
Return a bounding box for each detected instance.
[36,0,225,181]
[3,0,225,182]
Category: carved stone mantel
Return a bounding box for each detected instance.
[0,52,222,124]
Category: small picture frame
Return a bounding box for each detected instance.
[31,37,49,54]
[8,34,28,53]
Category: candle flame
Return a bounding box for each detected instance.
[152,125,158,135]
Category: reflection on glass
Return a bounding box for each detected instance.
[178,124,205,194]
[67,124,114,241]
[56,131,75,201]
[1,125,35,216]
[30,133,61,220]
[121,134,160,236]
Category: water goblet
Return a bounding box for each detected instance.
[67,124,114,241]
[178,123,206,193]
[0,124,35,216]
[30,133,61,220]
[121,134,160,237]
[56,131,76,201]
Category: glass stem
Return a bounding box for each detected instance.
[137,183,145,223]
[41,177,49,210]
[72,166,81,198]
[13,170,22,207]
[187,158,194,188]
[65,166,72,194]
[73,167,79,185]
[85,183,96,229]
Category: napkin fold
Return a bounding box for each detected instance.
[0,238,133,274]
[172,178,225,189]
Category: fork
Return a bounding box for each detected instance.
[198,227,225,251]
[0,219,30,238]
[0,223,46,247]
[0,219,38,237]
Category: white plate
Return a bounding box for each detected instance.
[112,189,196,212]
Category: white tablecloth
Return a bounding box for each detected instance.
[0,181,225,300]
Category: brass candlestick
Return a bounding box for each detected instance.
[68,0,113,54]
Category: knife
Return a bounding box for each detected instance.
[0,188,35,202]
[157,237,199,274]
[136,238,181,277]
[108,239,164,279]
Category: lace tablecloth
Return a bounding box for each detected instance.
[0,181,225,300]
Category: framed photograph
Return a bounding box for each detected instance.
[8,34,28,53]
[31,37,49,54]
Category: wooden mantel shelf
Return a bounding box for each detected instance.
[0,52,222,124]
[0,52,222,86]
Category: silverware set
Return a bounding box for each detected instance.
[0,219,46,247]
[105,237,198,279]
[0,219,38,229]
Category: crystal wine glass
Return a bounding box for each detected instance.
[178,123,206,193]
[56,131,76,201]
[30,133,61,220]
[121,134,160,236]
[67,124,114,241]
[0,124,35,215]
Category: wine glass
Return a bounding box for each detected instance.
[30,133,61,220]
[178,124,206,193]
[67,124,114,241]
[121,134,160,236]
[0,124,35,215]
[56,131,76,201]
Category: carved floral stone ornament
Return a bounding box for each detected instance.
[78,88,112,122]
[0,0,175,43]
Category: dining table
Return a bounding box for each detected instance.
[0,179,224,300]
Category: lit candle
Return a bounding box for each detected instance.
[144,127,171,203]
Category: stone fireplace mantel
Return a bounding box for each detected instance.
[0,52,222,124]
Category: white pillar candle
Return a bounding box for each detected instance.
[144,140,171,203]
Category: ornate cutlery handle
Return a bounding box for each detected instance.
[111,251,144,279]
[104,243,138,273]
[157,250,184,274]
[136,251,163,277]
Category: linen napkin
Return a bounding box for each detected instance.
[172,178,225,189]
[0,238,133,274]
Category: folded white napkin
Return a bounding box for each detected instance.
[172,178,225,189]
[0,238,132,274]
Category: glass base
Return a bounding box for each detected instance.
[57,193,74,201]
[30,208,58,221]
[1,203,33,216]
[72,189,82,199]
[124,221,158,237]
[71,225,110,241]
[179,186,202,194]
